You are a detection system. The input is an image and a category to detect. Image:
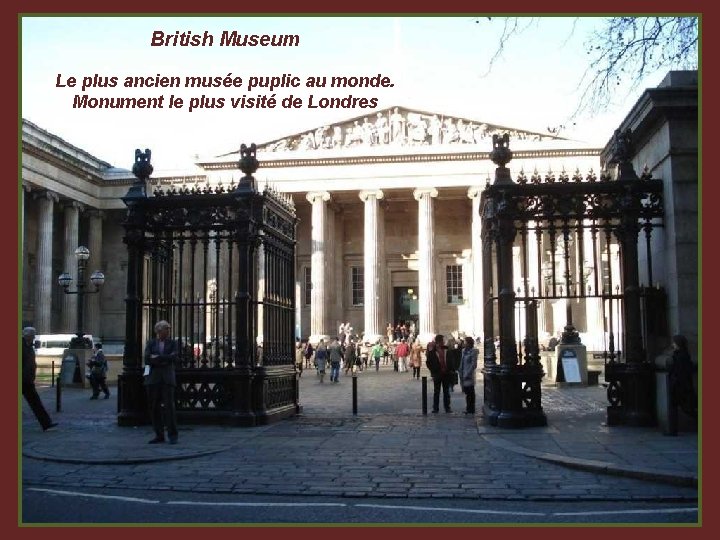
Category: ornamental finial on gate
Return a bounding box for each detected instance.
[126,148,153,198]
[237,143,259,192]
[608,128,639,181]
[490,133,513,185]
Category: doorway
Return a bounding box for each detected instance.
[393,286,419,327]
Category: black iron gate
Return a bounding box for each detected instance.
[117,145,299,426]
[480,131,665,427]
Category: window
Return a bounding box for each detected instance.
[351,266,364,306]
[304,267,312,306]
[446,265,464,304]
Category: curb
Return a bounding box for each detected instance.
[22,444,232,465]
[481,434,698,488]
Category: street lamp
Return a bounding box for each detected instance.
[58,245,105,348]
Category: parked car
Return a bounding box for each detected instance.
[35,334,94,355]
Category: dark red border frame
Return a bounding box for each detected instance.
[5,0,713,537]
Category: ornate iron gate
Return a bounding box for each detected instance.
[480,131,664,427]
[117,145,299,426]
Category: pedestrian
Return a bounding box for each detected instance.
[425,334,453,413]
[329,338,343,383]
[344,339,357,375]
[459,336,478,414]
[667,334,697,435]
[446,338,461,392]
[360,342,370,370]
[386,322,394,343]
[395,338,410,373]
[87,342,110,399]
[390,341,398,371]
[303,340,314,368]
[409,341,423,379]
[315,339,328,383]
[143,320,179,444]
[21,327,58,431]
[371,341,384,371]
[295,341,304,377]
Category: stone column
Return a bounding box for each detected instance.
[21,184,31,261]
[86,210,104,338]
[326,203,337,333]
[583,227,603,350]
[333,207,344,334]
[306,191,331,344]
[61,202,82,333]
[206,231,219,349]
[413,188,438,345]
[468,187,484,339]
[34,191,58,333]
[359,190,384,344]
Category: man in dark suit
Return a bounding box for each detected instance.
[143,320,179,444]
[425,334,454,413]
[21,327,58,431]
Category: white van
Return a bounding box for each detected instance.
[35,334,94,356]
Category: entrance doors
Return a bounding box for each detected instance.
[393,286,419,326]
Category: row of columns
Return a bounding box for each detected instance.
[305,187,484,345]
[23,187,104,336]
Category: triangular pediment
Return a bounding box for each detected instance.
[247,106,564,155]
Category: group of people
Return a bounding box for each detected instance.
[293,331,481,415]
[22,321,699,438]
[20,321,179,446]
[296,336,427,380]
[425,334,479,414]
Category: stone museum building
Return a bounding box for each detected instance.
[20,72,698,361]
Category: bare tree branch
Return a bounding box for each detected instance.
[477,17,541,77]
[476,17,698,120]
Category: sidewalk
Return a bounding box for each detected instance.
[21,367,698,501]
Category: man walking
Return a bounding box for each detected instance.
[343,338,357,375]
[371,341,384,371]
[21,327,58,431]
[87,342,110,399]
[328,338,343,383]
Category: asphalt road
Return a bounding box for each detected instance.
[22,486,699,524]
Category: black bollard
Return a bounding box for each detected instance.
[352,374,358,415]
[56,376,62,412]
[51,361,55,387]
[422,376,428,415]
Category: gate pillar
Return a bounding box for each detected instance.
[118,151,153,427]
[604,129,656,427]
[481,135,546,428]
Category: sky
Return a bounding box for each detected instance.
[21,16,689,172]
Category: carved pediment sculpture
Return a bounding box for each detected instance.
[257,107,562,153]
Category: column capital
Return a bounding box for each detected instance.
[87,209,105,220]
[467,186,484,199]
[62,200,85,212]
[358,189,384,202]
[413,187,438,201]
[306,191,331,204]
[33,189,59,203]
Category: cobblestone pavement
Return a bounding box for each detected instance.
[21,365,699,501]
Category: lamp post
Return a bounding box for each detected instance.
[58,246,105,348]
